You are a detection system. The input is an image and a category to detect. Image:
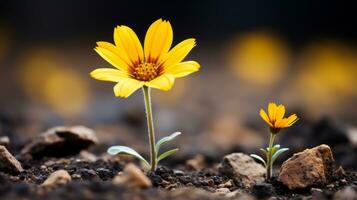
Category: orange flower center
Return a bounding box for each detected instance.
[132,62,160,81]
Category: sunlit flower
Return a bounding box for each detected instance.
[90,19,200,98]
[259,103,298,133]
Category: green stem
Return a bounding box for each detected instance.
[266,132,276,180]
[142,86,157,171]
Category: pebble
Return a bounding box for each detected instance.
[41,170,71,188]
[0,136,10,146]
[0,145,23,174]
[186,154,206,171]
[218,153,265,188]
[112,163,152,189]
[21,126,98,158]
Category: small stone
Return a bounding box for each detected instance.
[72,174,81,179]
[0,136,10,146]
[80,151,97,162]
[251,183,275,199]
[333,186,357,200]
[41,170,71,188]
[340,179,347,185]
[173,170,184,176]
[215,188,230,194]
[21,126,98,158]
[186,154,206,171]
[0,145,23,174]
[311,187,323,193]
[112,163,152,189]
[218,153,265,188]
[278,144,335,190]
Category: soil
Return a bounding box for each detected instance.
[0,153,355,200]
[0,114,356,200]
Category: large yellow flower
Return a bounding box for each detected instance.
[90,19,200,98]
[260,103,298,133]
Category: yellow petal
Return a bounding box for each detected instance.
[95,46,130,71]
[276,105,285,120]
[260,109,273,127]
[276,118,289,128]
[144,19,173,63]
[145,74,175,91]
[164,61,200,78]
[268,103,277,121]
[114,25,144,65]
[286,114,298,127]
[97,42,132,69]
[113,78,143,98]
[160,38,196,67]
[90,68,129,82]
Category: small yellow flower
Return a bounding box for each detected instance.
[260,103,298,133]
[90,19,200,98]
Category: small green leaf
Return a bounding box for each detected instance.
[271,148,289,164]
[157,148,179,162]
[107,146,150,167]
[260,148,268,155]
[250,154,267,167]
[155,132,181,154]
[271,144,281,155]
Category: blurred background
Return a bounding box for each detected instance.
[0,1,356,168]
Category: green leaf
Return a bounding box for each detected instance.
[155,132,181,154]
[259,148,268,155]
[107,146,150,167]
[271,144,281,155]
[271,148,289,164]
[250,154,267,167]
[157,148,179,162]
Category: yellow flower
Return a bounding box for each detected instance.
[260,103,298,133]
[90,19,200,98]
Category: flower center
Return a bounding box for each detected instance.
[132,62,160,81]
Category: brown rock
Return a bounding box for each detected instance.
[41,170,72,188]
[186,154,206,171]
[218,153,265,188]
[278,144,335,190]
[21,126,98,158]
[0,145,23,174]
[112,163,152,189]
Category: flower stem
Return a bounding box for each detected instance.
[266,132,276,180]
[142,86,157,171]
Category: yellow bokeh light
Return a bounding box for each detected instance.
[17,48,90,117]
[227,31,290,86]
[292,42,357,112]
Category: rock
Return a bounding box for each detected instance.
[112,163,152,189]
[215,188,230,194]
[186,154,206,171]
[41,170,72,188]
[333,186,357,200]
[0,145,23,174]
[79,151,97,162]
[0,136,10,146]
[251,183,275,199]
[21,126,98,158]
[218,153,265,188]
[278,144,335,190]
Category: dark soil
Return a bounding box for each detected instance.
[0,114,356,199]
[0,153,355,200]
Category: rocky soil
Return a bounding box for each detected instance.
[0,117,356,200]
